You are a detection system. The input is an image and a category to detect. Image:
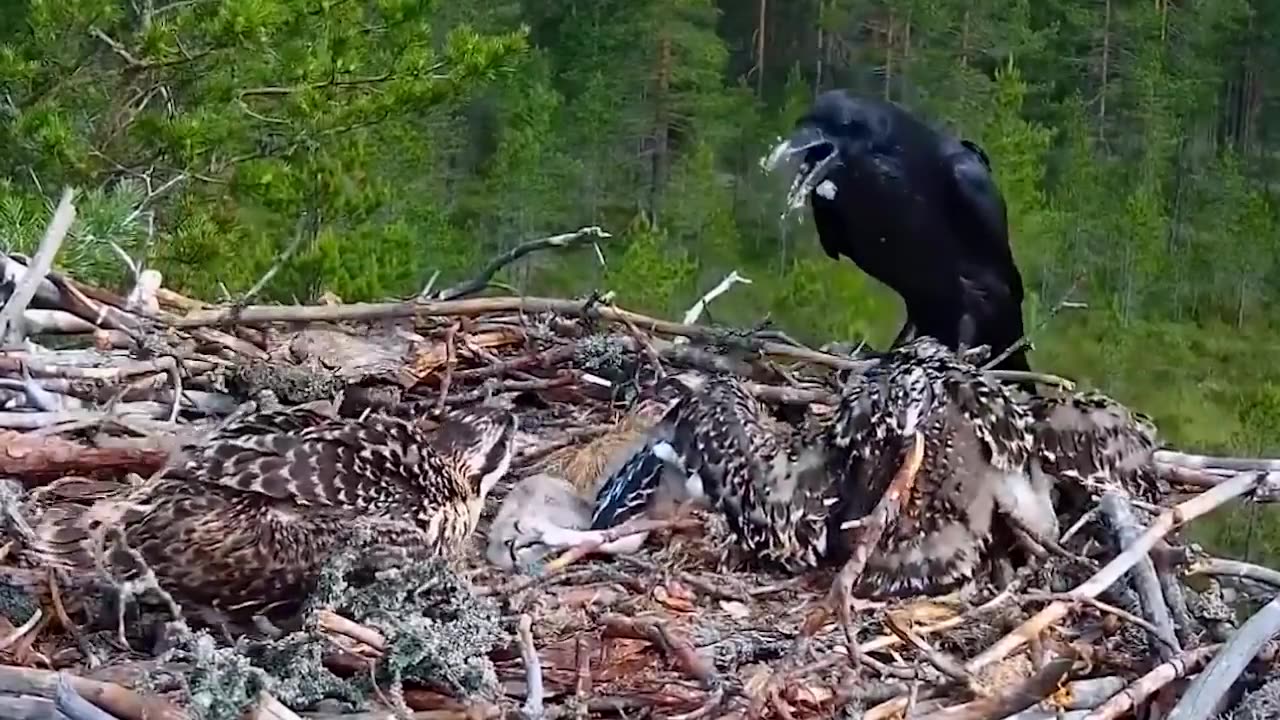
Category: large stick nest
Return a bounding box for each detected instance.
[2,214,1280,720]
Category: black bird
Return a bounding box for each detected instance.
[764,90,1031,372]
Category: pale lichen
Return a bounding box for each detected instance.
[153,540,503,720]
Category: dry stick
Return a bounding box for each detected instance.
[48,568,100,669]
[167,295,870,368]
[1083,644,1225,720]
[1166,591,1280,720]
[866,470,1276,720]
[980,277,1083,372]
[237,214,312,308]
[914,653,1077,720]
[679,270,753,326]
[1099,491,1180,659]
[971,472,1271,670]
[1154,449,1280,474]
[883,615,978,689]
[516,614,545,720]
[0,608,42,651]
[1188,557,1280,588]
[985,369,1075,390]
[434,227,613,301]
[0,664,186,720]
[573,633,592,720]
[826,431,925,665]
[315,609,386,654]
[165,358,182,423]
[599,614,723,720]
[55,673,121,720]
[435,322,459,413]
[1018,592,1179,654]
[0,187,77,346]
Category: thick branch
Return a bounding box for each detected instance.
[0,664,185,720]
[1166,593,1280,720]
[1188,557,1280,588]
[0,431,170,481]
[1099,492,1180,659]
[0,188,76,346]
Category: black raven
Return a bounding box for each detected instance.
[764,90,1031,372]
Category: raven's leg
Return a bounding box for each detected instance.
[889,319,917,349]
[955,312,978,355]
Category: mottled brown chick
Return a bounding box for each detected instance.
[1025,389,1165,503]
[827,336,1058,598]
[25,403,517,622]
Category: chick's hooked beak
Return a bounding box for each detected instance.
[762,124,843,213]
[433,407,518,498]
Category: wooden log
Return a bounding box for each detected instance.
[0,665,186,720]
[0,431,169,481]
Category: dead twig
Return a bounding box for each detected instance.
[914,652,1077,720]
[883,614,978,690]
[167,296,873,371]
[434,227,613,301]
[679,270,753,326]
[315,609,386,655]
[1083,644,1226,720]
[1154,449,1280,474]
[980,276,1083,372]
[54,673,121,720]
[600,614,723,719]
[1018,591,1180,654]
[0,608,42,652]
[237,212,314,309]
[970,472,1273,672]
[516,614,545,720]
[0,664,186,720]
[435,322,459,413]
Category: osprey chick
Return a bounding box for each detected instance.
[26,403,517,621]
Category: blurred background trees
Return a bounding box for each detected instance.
[2,0,1279,554]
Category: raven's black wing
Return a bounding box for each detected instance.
[810,197,846,260]
[942,140,1022,298]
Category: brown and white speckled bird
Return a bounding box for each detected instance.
[511,339,1065,599]
[567,373,833,569]
[25,402,517,621]
[826,336,1059,597]
[1024,389,1164,502]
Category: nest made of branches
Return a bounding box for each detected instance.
[2,208,1280,720]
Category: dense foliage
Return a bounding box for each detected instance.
[2,0,1278,554]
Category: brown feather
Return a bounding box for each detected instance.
[25,405,516,617]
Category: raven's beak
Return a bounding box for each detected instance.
[762,125,841,213]
[762,125,828,171]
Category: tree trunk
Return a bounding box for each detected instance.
[650,33,673,223]
[1098,0,1112,144]
[756,0,767,96]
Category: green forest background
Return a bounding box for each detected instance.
[1,0,1278,556]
